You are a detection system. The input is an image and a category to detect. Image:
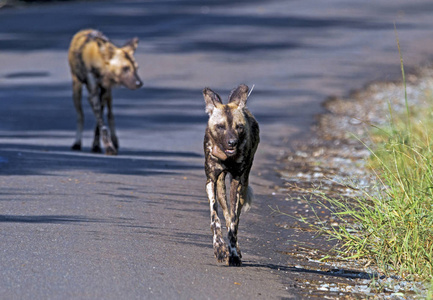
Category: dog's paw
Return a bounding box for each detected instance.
[111,137,119,150]
[91,145,102,153]
[228,255,242,267]
[214,241,228,263]
[215,249,228,263]
[237,248,242,259]
[105,146,118,156]
[71,143,81,151]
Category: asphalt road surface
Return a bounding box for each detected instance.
[1,1,433,299]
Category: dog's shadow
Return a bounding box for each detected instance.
[242,261,376,280]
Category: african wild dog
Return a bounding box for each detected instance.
[68,29,142,155]
[203,84,260,266]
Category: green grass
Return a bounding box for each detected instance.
[319,31,433,280]
[361,104,433,279]
[283,39,433,281]
[275,102,433,280]
[343,105,432,277]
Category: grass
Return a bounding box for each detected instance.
[321,120,433,279]
[279,36,433,282]
[348,99,431,276]
[325,32,433,280]
[354,95,433,278]
[343,37,433,280]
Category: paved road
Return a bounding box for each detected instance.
[1,0,433,299]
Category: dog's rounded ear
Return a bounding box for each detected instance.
[203,87,222,116]
[101,43,116,61]
[122,37,139,55]
[228,84,249,109]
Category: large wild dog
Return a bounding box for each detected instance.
[68,29,142,155]
[203,84,260,266]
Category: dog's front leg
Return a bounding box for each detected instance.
[88,92,116,154]
[91,96,104,153]
[86,75,117,155]
[101,87,118,150]
[228,177,243,266]
[216,172,231,232]
[92,123,102,153]
[206,179,228,263]
[71,76,83,151]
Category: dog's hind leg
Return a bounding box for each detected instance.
[206,178,228,263]
[71,76,83,151]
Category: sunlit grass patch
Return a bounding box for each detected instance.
[360,104,433,279]
[278,42,433,282]
[320,33,433,280]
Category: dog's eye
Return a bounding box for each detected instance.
[122,66,131,73]
[236,124,244,131]
[216,124,226,130]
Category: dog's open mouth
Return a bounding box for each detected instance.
[225,149,237,156]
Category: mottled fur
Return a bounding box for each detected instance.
[68,29,142,155]
[203,84,260,266]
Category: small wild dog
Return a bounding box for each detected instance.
[203,84,260,266]
[68,29,143,155]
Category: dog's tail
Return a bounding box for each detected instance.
[242,186,254,213]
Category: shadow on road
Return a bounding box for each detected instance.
[0,80,315,177]
[243,262,376,280]
[0,144,202,176]
[0,82,209,176]
[0,214,107,224]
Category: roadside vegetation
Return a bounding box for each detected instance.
[280,38,433,287]
[318,97,433,280]
[321,40,433,281]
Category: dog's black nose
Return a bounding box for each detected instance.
[228,139,238,148]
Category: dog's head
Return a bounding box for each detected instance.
[107,38,143,90]
[203,84,250,161]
